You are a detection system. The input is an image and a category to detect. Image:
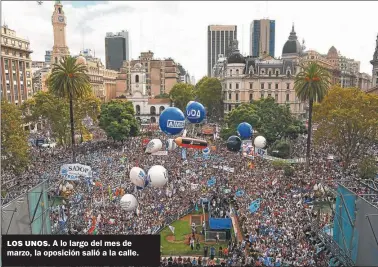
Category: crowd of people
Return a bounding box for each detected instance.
[2,126,377,267]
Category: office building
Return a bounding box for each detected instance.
[45,50,52,63]
[105,30,129,71]
[207,25,237,77]
[250,19,275,58]
[1,25,33,105]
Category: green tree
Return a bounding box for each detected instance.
[155,93,170,99]
[1,100,29,173]
[99,100,140,141]
[195,76,223,119]
[22,91,100,146]
[294,61,331,170]
[269,140,291,159]
[169,83,194,112]
[223,98,304,144]
[22,91,70,145]
[283,164,295,177]
[313,86,378,168]
[46,56,91,162]
[358,156,378,180]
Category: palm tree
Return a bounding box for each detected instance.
[294,61,331,170]
[47,56,91,162]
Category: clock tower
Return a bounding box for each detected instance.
[51,1,70,64]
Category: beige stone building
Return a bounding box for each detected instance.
[0,25,33,105]
[115,51,180,98]
[75,52,118,102]
[51,1,69,64]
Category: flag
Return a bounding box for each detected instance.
[249,198,261,213]
[181,148,187,160]
[108,185,113,201]
[169,225,175,234]
[207,177,216,187]
[235,189,245,197]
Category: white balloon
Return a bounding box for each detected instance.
[148,165,168,188]
[254,136,266,149]
[166,139,177,151]
[129,167,147,188]
[145,139,163,153]
[120,194,138,212]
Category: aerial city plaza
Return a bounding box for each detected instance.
[1,0,378,266]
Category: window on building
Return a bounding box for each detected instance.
[236,83,239,89]
[260,83,264,89]
[5,49,9,55]
[249,93,253,101]
[275,83,279,89]
[268,83,271,89]
[236,69,239,76]
[230,70,232,76]
[260,93,264,99]
[275,94,278,101]
[135,75,139,83]
[286,83,290,90]
[275,70,279,77]
[286,70,291,76]
[236,93,239,101]
[249,83,253,89]
[12,51,16,56]
[19,52,23,58]
[261,69,265,75]
[228,93,231,100]
[6,74,9,81]
[268,71,272,77]
[228,104,231,111]
[26,71,30,78]
[27,81,31,86]
[286,93,290,102]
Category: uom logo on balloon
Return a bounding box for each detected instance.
[167,120,185,128]
[187,109,201,118]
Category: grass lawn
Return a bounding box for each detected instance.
[160,215,228,256]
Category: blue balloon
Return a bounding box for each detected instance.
[159,107,185,135]
[237,122,253,139]
[186,101,206,123]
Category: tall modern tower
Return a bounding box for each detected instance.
[371,34,378,88]
[207,25,237,77]
[105,30,129,71]
[250,19,275,57]
[51,1,70,64]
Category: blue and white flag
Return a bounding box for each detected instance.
[207,176,216,187]
[249,198,261,213]
[235,189,245,197]
[181,148,187,160]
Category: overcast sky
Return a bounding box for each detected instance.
[2,1,377,80]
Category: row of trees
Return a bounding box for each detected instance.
[169,76,223,119]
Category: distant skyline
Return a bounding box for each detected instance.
[2,1,377,80]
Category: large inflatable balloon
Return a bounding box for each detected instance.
[166,139,177,151]
[237,122,253,139]
[254,136,267,149]
[147,165,168,188]
[186,101,206,124]
[145,139,163,153]
[129,167,148,188]
[186,101,195,108]
[227,135,242,152]
[159,107,185,135]
[175,137,208,150]
[120,194,138,211]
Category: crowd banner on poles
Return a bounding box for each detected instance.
[151,151,168,156]
[60,163,92,177]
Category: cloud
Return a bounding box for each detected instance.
[2,1,377,81]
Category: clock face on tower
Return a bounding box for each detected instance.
[58,16,64,22]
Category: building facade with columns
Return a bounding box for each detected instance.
[0,25,33,105]
[216,28,307,119]
[115,51,181,98]
[125,62,170,124]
